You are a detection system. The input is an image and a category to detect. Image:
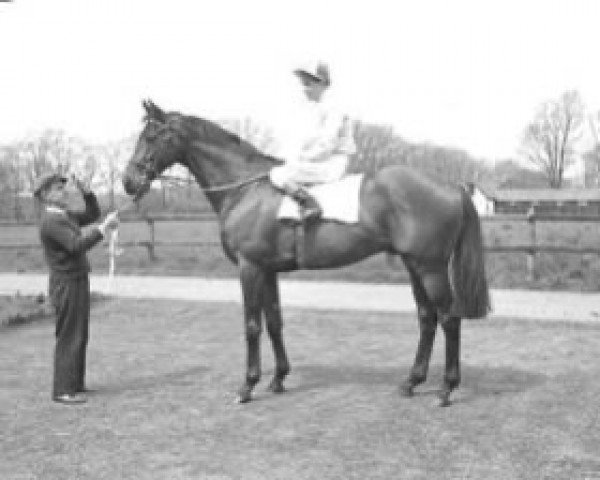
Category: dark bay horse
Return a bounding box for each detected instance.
[123,100,490,407]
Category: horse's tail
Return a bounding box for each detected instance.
[449,187,491,319]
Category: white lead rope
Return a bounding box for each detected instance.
[107,229,118,294]
[106,198,137,294]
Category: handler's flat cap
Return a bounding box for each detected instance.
[33,172,67,199]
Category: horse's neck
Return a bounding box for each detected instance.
[184,140,270,214]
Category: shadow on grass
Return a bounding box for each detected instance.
[97,365,209,396]
[0,292,113,329]
[291,363,547,402]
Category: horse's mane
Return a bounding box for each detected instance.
[142,104,283,168]
[184,115,282,166]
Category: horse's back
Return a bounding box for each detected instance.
[369,165,463,209]
[364,166,465,260]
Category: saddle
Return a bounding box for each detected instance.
[276,174,363,269]
[277,174,363,224]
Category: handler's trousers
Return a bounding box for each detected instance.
[49,274,90,397]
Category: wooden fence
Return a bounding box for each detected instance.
[482,211,600,280]
[2,211,600,280]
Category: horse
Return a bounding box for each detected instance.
[123,100,491,407]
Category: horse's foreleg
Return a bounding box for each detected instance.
[400,304,438,397]
[263,271,290,394]
[236,258,265,404]
[439,314,461,407]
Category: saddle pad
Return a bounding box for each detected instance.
[277,174,363,223]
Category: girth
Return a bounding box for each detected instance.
[295,223,307,269]
[275,220,315,270]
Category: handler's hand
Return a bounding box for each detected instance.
[101,211,120,233]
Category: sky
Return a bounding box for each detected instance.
[1,0,600,162]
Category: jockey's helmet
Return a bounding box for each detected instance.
[293,61,331,87]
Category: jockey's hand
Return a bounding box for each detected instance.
[71,174,92,195]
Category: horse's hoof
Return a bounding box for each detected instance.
[438,392,452,407]
[267,380,286,394]
[399,384,414,398]
[235,390,252,404]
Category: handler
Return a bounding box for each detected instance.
[35,172,119,404]
[269,61,357,221]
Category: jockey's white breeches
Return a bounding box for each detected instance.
[269,154,349,190]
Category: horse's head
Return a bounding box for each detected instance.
[124,99,283,201]
[123,100,188,198]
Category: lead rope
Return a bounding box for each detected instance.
[107,229,118,294]
[106,197,139,295]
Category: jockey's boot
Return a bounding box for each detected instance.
[290,187,322,222]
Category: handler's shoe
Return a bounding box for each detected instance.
[53,393,87,404]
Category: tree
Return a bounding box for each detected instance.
[12,129,83,193]
[220,116,275,153]
[0,146,26,219]
[349,121,491,185]
[95,139,133,210]
[401,143,491,186]
[493,159,549,188]
[520,90,585,188]
[349,121,407,173]
[582,112,600,187]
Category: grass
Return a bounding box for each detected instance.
[0,292,110,327]
[1,298,599,479]
[0,294,50,327]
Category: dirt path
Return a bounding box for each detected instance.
[1,273,599,322]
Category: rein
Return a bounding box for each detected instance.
[157,172,269,192]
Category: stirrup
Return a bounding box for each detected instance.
[301,205,322,222]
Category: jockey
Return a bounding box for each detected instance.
[269,61,357,222]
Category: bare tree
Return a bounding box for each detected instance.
[349,121,407,173]
[520,90,585,188]
[11,130,83,193]
[583,112,600,186]
[220,116,276,153]
[0,145,27,219]
[71,144,101,187]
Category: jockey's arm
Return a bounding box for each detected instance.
[299,115,356,162]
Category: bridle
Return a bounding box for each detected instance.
[131,148,269,194]
[133,118,271,195]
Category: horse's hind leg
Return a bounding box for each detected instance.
[262,271,290,394]
[438,314,461,407]
[400,265,438,397]
[419,267,461,407]
[236,257,265,404]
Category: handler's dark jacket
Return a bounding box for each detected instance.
[39,193,103,279]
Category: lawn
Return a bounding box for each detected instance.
[1,298,599,479]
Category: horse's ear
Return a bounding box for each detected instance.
[142,99,166,123]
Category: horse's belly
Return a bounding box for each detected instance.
[235,220,384,271]
[299,222,385,269]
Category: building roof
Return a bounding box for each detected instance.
[492,189,600,202]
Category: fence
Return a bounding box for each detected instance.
[0,213,220,261]
[483,211,600,280]
[2,211,600,280]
